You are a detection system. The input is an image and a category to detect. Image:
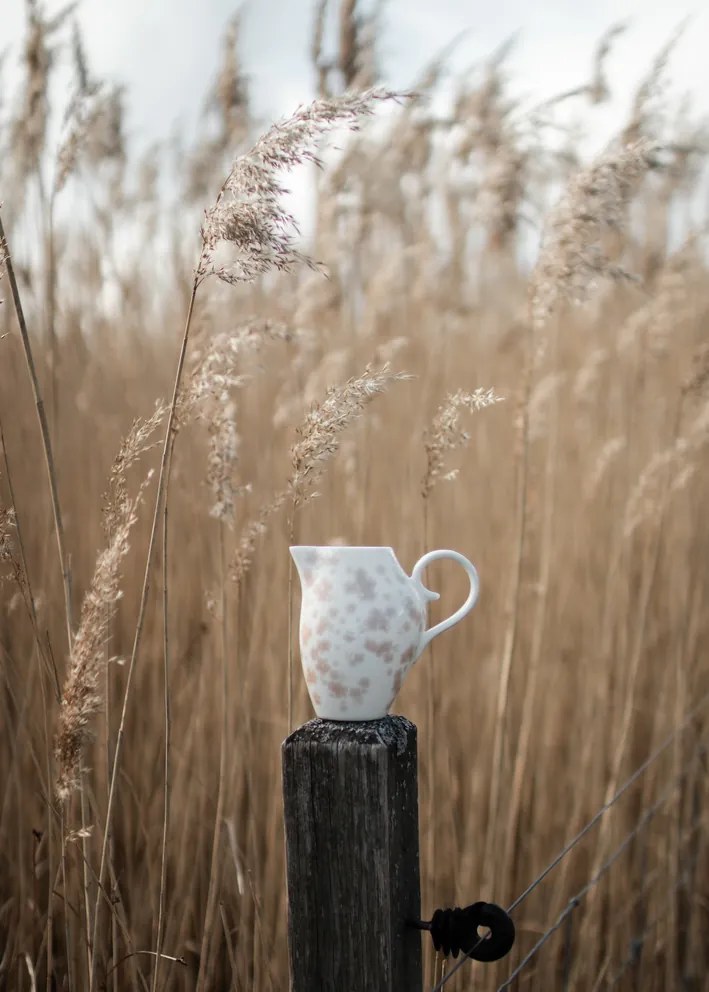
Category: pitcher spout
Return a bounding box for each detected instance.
[289,546,318,585]
[289,546,310,570]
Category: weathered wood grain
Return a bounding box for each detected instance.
[282,716,422,992]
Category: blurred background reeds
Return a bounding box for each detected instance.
[1,2,709,989]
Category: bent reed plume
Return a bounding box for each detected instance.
[1,8,709,992]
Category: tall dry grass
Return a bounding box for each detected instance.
[1,5,709,991]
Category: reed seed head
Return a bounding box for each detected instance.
[54,487,143,800]
[422,388,504,498]
[0,505,16,570]
[530,140,660,329]
[290,363,410,505]
[199,89,407,284]
[183,320,292,523]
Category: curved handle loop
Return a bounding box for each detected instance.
[411,550,479,652]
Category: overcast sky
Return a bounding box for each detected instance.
[4,0,708,157]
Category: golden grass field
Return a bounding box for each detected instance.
[1,4,709,990]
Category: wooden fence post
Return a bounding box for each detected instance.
[282,715,422,992]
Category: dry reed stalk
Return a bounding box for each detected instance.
[621,390,709,543]
[621,22,686,145]
[11,1,77,427]
[419,386,503,934]
[0,417,58,698]
[86,404,165,990]
[502,327,560,898]
[183,319,292,989]
[339,0,358,90]
[311,0,330,97]
[0,599,57,992]
[492,142,668,904]
[0,51,6,124]
[10,0,57,177]
[91,88,404,990]
[49,406,160,987]
[528,369,566,442]
[582,394,693,949]
[152,471,173,992]
[663,594,694,991]
[588,22,627,104]
[587,435,627,495]
[58,814,75,990]
[184,18,251,204]
[213,14,249,148]
[194,527,229,991]
[481,328,534,899]
[54,83,107,196]
[0,212,73,647]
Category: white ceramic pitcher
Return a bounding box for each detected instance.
[290,546,479,720]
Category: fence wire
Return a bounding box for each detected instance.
[429,688,709,992]
[598,812,704,939]
[605,874,687,989]
[496,771,691,989]
[592,809,706,989]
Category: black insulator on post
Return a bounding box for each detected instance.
[411,902,516,961]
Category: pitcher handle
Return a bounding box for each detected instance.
[411,549,479,652]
